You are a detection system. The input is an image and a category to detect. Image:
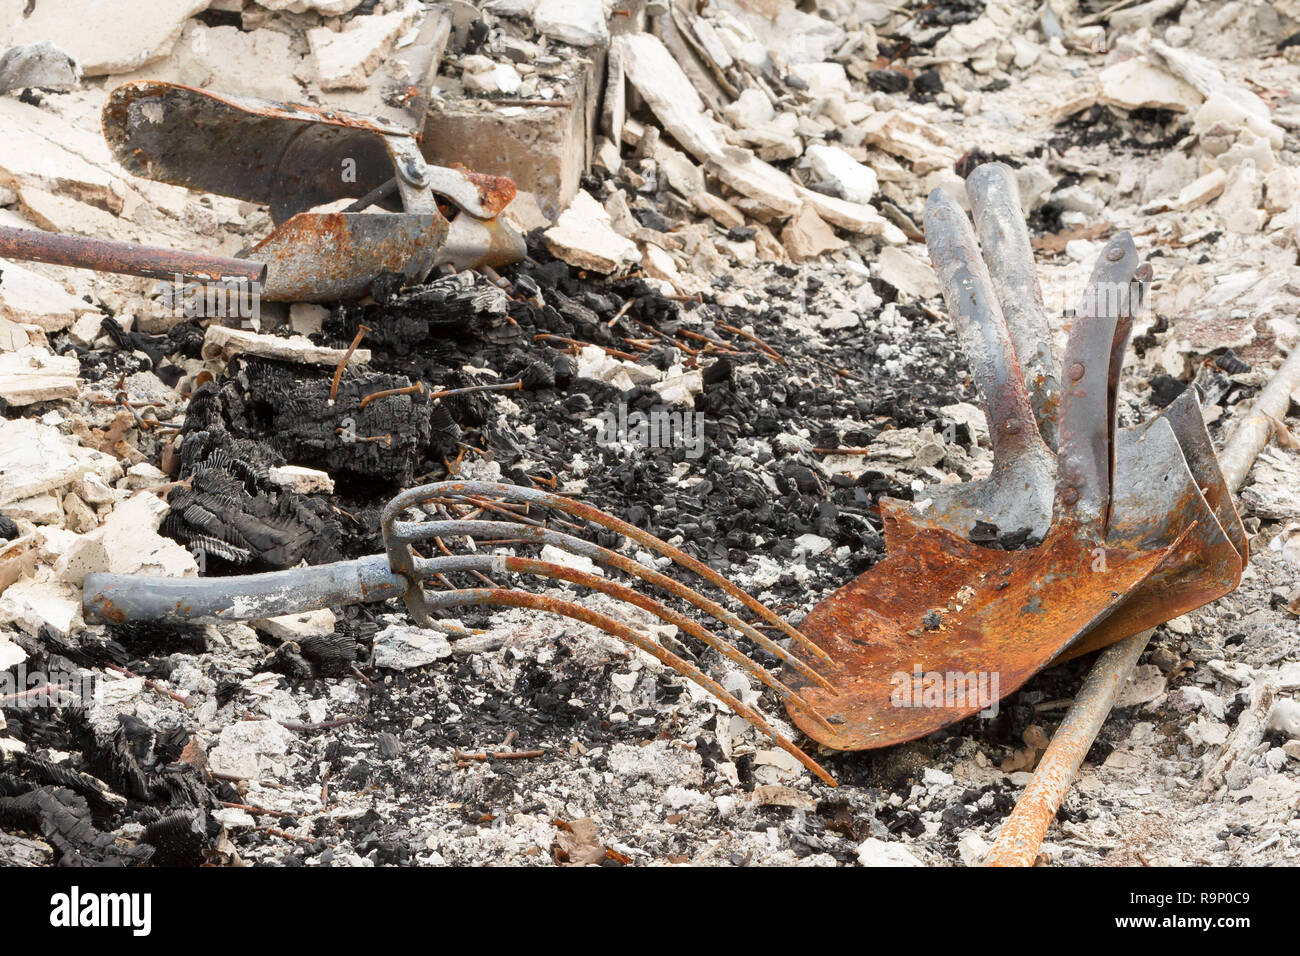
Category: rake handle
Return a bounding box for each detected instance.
[83,555,402,624]
[986,344,1300,867]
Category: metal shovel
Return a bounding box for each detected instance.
[779,231,1180,751]
[889,166,1245,663]
[100,81,525,301]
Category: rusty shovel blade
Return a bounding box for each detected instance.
[898,166,1247,667]
[1055,390,1246,661]
[781,518,1174,750]
[783,232,1177,751]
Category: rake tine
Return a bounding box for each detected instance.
[421,552,837,730]
[393,517,836,692]
[382,481,834,667]
[418,586,837,787]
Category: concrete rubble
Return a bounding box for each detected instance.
[0,0,1297,872]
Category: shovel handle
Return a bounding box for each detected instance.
[924,189,1042,465]
[1054,233,1145,533]
[0,225,267,285]
[966,163,1062,451]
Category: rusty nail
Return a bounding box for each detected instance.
[330,325,371,404]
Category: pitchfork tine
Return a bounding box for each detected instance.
[382,481,834,666]
[418,587,837,786]
[395,517,836,693]
[418,551,836,729]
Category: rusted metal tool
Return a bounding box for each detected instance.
[986,345,1300,867]
[83,481,838,786]
[780,229,1181,751]
[891,166,1245,662]
[0,225,267,286]
[101,82,525,301]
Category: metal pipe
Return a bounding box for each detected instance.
[985,344,1300,867]
[0,225,267,285]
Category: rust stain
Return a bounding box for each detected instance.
[451,163,516,217]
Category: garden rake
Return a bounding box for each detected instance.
[84,481,841,785]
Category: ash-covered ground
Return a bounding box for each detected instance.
[4,0,1300,868]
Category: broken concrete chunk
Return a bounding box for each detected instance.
[6,493,60,525]
[723,88,775,129]
[615,33,726,165]
[789,61,849,96]
[307,2,424,90]
[857,837,922,867]
[1,0,207,77]
[1177,168,1227,210]
[18,186,131,239]
[268,465,335,495]
[0,97,122,211]
[0,262,98,332]
[61,492,96,533]
[373,623,453,670]
[640,242,683,288]
[533,0,609,48]
[692,191,746,229]
[805,144,878,204]
[1218,161,1265,234]
[877,245,940,300]
[0,347,80,406]
[502,191,551,233]
[0,633,24,668]
[202,326,372,367]
[1152,39,1283,149]
[252,608,337,641]
[781,204,847,262]
[208,719,297,779]
[1115,664,1167,708]
[858,110,958,173]
[1098,56,1202,113]
[0,418,121,506]
[54,491,198,586]
[593,137,622,174]
[576,344,658,390]
[463,61,523,96]
[545,189,641,273]
[0,578,82,638]
[0,42,81,92]
[0,317,43,352]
